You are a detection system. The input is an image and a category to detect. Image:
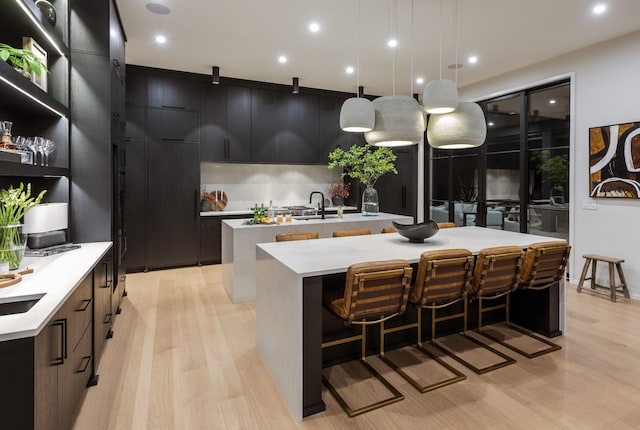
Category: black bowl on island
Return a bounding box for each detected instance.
[392,220,439,243]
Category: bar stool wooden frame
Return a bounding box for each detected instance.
[378,250,471,393]
[478,242,570,358]
[443,247,521,374]
[322,261,412,417]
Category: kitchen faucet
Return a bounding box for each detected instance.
[309,191,325,219]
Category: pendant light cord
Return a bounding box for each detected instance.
[410,0,414,95]
[356,0,360,97]
[438,0,443,80]
[454,0,459,86]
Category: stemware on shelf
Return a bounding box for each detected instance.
[43,139,55,166]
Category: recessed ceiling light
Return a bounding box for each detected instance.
[468,56,478,64]
[278,55,287,64]
[387,39,398,48]
[309,22,320,33]
[549,99,557,104]
[146,3,170,15]
[155,35,167,44]
[345,66,354,74]
[416,77,424,84]
[593,4,606,14]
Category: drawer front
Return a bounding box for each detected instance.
[65,274,93,352]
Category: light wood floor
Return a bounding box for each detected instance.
[73,265,640,430]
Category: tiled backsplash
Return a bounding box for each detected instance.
[201,163,343,210]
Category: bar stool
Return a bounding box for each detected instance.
[446,246,522,374]
[478,241,570,358]
[275,231,319,242]
[381,226,396,234]
[437,222,456,229]
[333,228,371,237]
[322,259,413,417]
[379,249,472,393]
[577,254,630,302]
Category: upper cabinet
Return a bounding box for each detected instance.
[148,75,201,111]
[0,0,71,178]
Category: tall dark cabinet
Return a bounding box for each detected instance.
[377,145,418,217]
[125,68,201,271]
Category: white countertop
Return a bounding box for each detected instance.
[0,242,112,341]
[200,206,358,217]
[223,211,403,229]
[257,226,564,278]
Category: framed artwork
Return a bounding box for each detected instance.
[589,121,640,198]
[22,37,47,91]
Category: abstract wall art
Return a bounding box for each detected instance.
[589,121,640,198]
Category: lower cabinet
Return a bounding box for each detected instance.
[199,215,251,265]
[0,254,123,430]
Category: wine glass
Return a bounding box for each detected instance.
[25,137,37,165]
[43,139,55,166]
[33,136,45,166]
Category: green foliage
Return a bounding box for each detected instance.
[531,150,568,184]
[0,43,48,78]
[328,145,397,186]
[0,183,46,269]
[0,182,46,225]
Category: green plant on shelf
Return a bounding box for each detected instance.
[0,43,48,79]
[0,183,46,269]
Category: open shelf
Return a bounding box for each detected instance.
[0,160,69,177]
[7,0,69,56]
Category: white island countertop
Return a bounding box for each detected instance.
[221,212,413,303]
[0,242,111,341]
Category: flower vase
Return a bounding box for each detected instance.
[362,185,379,216]
[0,223,27,270]
[331,196,344,206]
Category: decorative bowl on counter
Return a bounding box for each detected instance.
[392,220,439,243]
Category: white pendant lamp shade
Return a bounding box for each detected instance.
[340,97,375,132]
[427,101,487,149]
[423,79,459,114]
[364,95,426,147]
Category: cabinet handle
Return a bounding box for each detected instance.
[195,188,199,217]
[161,138,186,142]
[162,105,186,110]
[53,318,67,365]
[104,313,113,324]
[77,298,92,312]
[77,356,92,373]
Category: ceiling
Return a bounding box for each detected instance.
[118,0,640,97]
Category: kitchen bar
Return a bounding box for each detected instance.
[221,212,412,303]
[255,227,566,420]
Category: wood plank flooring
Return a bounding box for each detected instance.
[73,265,640,430]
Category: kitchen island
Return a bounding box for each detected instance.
[221,212,412,303]
[255,227,566,420]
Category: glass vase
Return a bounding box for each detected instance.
[0,223,27,270]
[362,184,379,216]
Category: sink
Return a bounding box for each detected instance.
[0,294,45,316]
[291,214,339,220]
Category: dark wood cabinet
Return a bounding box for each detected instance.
[147,140,200,269]
[199,217,221,264]
[377,145,418,218]
[251,87,296,163]
[93,254,113,366]
[148,75,201,111]
[199,214,252,265]
[124,138,147,271]
[201,84,252,162]
[126,72,147,106]
[147,107,199,142]
[125,105,146,140]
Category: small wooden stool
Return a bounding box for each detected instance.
[577,254,630,302]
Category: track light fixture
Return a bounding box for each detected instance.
[212,66,220,84]
[292,77,299,94]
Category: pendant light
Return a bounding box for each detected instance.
[365,0,425,147]
[340,0,375,132]
[427,0,486,149]
[423,0,458,114]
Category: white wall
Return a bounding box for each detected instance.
[460,30,640,298]
[201,163,342,211]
